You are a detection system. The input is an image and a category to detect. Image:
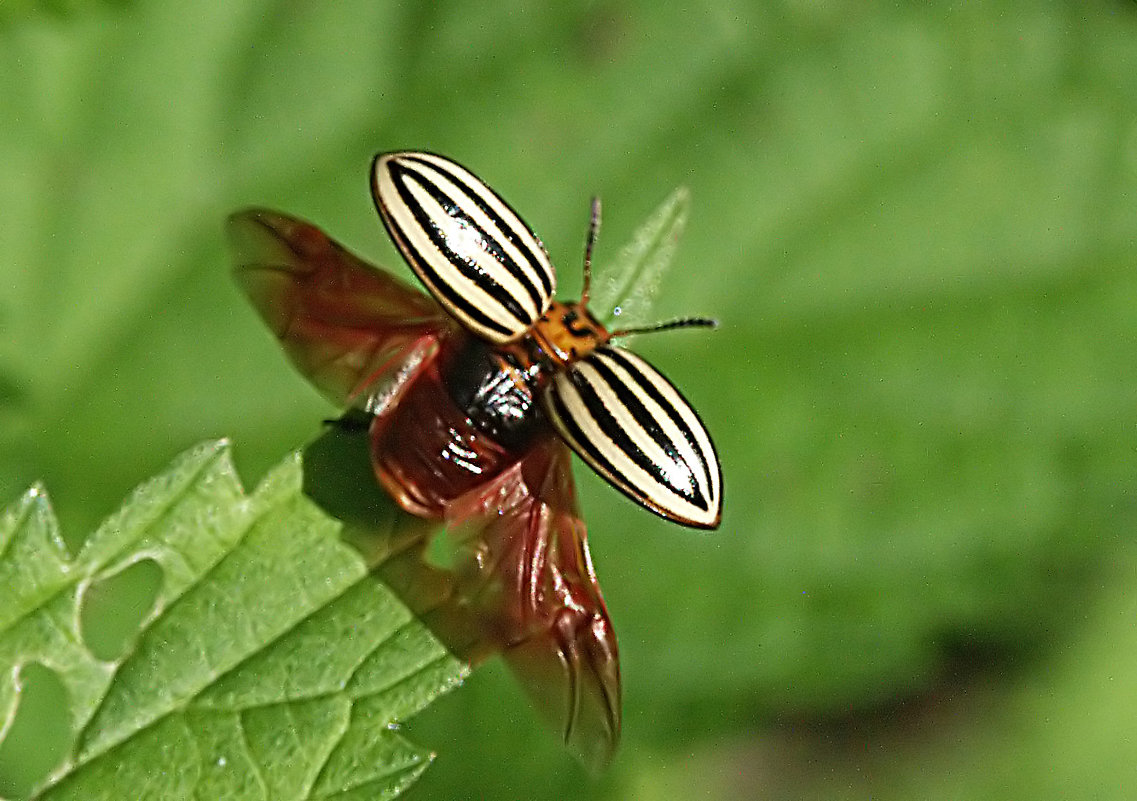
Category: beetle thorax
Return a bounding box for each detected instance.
[527,300,609,369]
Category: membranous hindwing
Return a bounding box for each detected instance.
[227,208,452,409]
[372,152,557,344]
[229,206,622,769]
[541,344,722,529]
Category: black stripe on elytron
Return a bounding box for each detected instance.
[599,347,714,491]
[393,160,543,317]
[384,170,516,339]
[547,385,637,504]
[404,154,554,299]
[389,161,533,328]
[378,180,512,340]
[567,367,707,509]
[584,354,701,500]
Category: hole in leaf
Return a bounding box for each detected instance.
[0,663,71,799]
[79,558,163,661]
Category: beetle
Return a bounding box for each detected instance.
[227,151,721,770]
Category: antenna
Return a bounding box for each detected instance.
[610,316,718,338]
[581,196,601,306]
[579,195,715,341]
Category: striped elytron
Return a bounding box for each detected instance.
[229,151,721,771]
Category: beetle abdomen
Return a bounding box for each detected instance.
[371,336,541,517]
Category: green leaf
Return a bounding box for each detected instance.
[590,187,690,328]
[0,441,466,800]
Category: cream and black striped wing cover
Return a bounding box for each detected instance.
[542,345,722,529]
[372,151,556,344]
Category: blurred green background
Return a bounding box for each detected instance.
[2,1,1136,799]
